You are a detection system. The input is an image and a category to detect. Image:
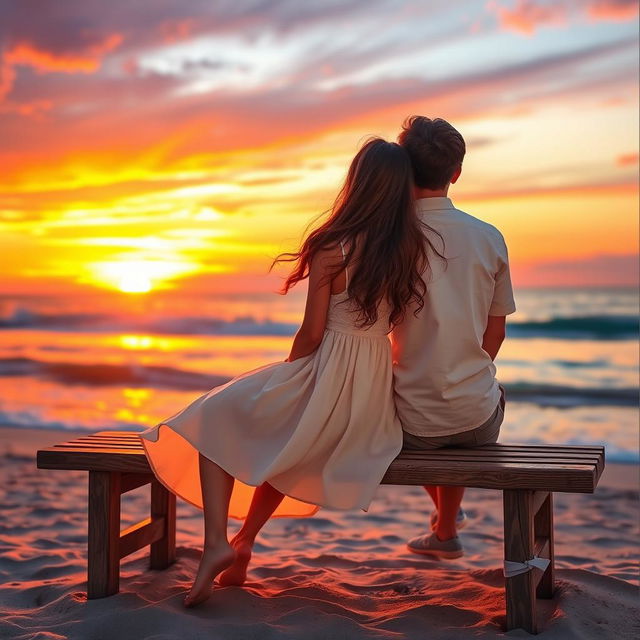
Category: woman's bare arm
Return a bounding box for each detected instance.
[286,248,336,361]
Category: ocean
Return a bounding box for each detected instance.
[0,287,637,463]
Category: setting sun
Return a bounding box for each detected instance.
[86,257,202,293]
[118,273,152,293]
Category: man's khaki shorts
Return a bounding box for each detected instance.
[402,384,505,450]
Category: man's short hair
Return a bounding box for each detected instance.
[398,116,466,190]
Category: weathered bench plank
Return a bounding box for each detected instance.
[36,430,605,635]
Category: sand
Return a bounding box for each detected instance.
[0,426,638,639]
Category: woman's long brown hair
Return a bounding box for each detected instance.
[273,137,445,328]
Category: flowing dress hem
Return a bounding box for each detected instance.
[140,422,383,518]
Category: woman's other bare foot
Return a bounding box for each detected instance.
[183,541,236,608]
[218,534,254,587]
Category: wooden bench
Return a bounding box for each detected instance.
[36,430,605,634]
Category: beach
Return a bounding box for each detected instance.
[1,426,638,640]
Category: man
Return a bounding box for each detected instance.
[392,116,516,558]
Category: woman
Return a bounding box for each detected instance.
[140,137,444,606]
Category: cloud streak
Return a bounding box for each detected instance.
[487,0,639,35]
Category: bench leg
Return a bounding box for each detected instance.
[504,489,537,634]
[150,479,176,570]
[88,471,121,598]
[534,492,555,598]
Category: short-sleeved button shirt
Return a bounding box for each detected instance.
[391,197,516,437]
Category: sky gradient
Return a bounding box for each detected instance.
[1,0,638,297]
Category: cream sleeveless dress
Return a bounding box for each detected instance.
[140,253,403,519]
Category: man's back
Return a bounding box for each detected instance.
[391,196,516,437]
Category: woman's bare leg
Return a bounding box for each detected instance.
[184,453,237,607]
[219,482,284,586]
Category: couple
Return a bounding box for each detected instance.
[141,115,516,607]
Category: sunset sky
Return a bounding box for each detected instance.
[1,0,638,298]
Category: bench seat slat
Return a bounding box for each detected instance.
[398,451,601,461]
[398,456,600,467]
[59,436,140,441]
[401,445,602,453]
[482,443,602,450]
[94,430,141,436]
[77,435,142,440]
[68,436,141,441]
[75,438,142,445]
[389,460,596,472]
[399,445,603,455]
[47,446,144,454]
[54,443,144,450]
[73,438,143,445]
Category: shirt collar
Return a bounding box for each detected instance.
[416,196,455,213]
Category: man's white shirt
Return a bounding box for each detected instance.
[391,197,516,437]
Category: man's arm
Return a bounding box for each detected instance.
[482,315,506,361]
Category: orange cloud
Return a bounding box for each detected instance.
[616,152,639,166]
[487,0,566,34]
[6,34,123,73]
[0,33,123,100]
[488,0,639,34]
[587,0,639,21]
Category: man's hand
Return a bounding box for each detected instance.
[482,315,506,361]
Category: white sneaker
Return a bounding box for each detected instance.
[407,532,464,559]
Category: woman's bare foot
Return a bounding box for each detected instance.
[218,535,254,587]
[184,541,236,608]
